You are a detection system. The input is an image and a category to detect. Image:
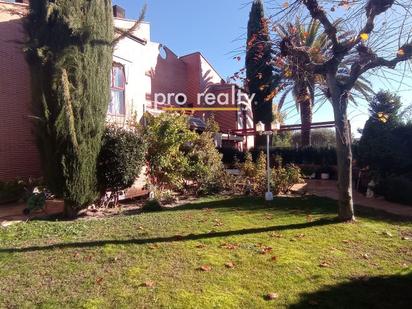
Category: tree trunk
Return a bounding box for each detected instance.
[300,99,312,147]
[295,82,313,147]
[332,97,355,221]
[64,200,78,219]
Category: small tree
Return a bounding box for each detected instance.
[25,0,114,217]
[187,131,225,195]
[271,0,412,221]
[145,113,225,194]
[97,126,146,206]
[358,91,404,177]
[144,113,197,190]
[246,0,280,147]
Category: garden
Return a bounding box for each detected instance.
[1,0,412,308]
[1,196,411,308]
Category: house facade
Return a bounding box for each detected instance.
[0,1,253,181]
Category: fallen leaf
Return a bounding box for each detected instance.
[342,240,350,244]
[96,277,103,285]
[198,265,212,272]
[259,246,273,255]
[294,234,305,239]
[401,236,411,241]
[265,293,279,301]
[225,262,235,269]
[220,243,239,250]
[196,244,206,249]
[270,256,278,262]
[382,231,393,237]
[270,232,283,238]
[319,261,331,268]
[141,280,156,288]
[362,253,370,260]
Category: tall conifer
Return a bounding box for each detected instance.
[25,0,114,216]
[246,0,279,147]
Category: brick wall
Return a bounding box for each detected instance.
[0,3,41,181]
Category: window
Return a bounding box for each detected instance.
[109,64,126,115]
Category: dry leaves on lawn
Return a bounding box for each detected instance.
[141,280,156,288]
[319,261,331,268]
[198,265,212,272]
[220,243,239,250]
[259,246,273,255]
[264,292,279,300]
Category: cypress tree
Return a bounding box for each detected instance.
[25,0,114,217]
[246,0,279,148]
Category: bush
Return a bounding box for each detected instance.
[187,132,226,195]
[145,113,226,195]
[143,199,162,212]
[219,147,337,167]
[145,113,197,191]
[233,152,302,196]
[97,126,146,199]
[0,180,25,204]
[271,164,303,194]
[382,176,412,206]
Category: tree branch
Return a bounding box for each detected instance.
[346,50,412,89]
[302,0,338,48]
[111,4,147,47]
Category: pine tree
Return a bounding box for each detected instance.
[246,0,279,147]
[25,0,114,217]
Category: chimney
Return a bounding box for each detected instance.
[113,5,126,18]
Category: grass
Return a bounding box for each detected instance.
[0,195,411,308]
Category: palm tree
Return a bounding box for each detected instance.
[275,19,374,147]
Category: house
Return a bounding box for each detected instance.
[0,1,254,181]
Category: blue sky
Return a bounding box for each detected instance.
[114,0,412,135]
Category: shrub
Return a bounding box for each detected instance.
[145,113,197,191]
[152,188,177,205]
[271,164,302,194]
[0,180,25,204]
[143,199,162,212]
[186,132,226,196]
[234,152,302,196]
[145,113,226,195]
[382,176,412,206]
[97,126,146,202]
[219,147,337,167]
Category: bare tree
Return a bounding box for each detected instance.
[269,0,412,221]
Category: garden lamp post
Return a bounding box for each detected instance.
[256,120,280,201]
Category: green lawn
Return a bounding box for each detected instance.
[0,196,411,308]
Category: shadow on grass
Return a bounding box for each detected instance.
[290,272,412,309]
[0,218,336,254]
[162,196,338,215]
[161,195,411,222]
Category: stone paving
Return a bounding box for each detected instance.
[292,179,412,219]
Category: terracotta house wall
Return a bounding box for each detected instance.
[0,2,41,181]
[0,3,250,181]
[150,47,188,106]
